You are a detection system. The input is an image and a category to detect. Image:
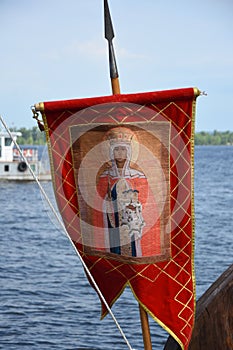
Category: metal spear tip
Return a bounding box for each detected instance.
[104,0,115,41]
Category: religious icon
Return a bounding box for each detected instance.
[70,121,171,263]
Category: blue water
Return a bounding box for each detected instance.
[0,146,232,350]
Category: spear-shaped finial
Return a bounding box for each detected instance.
[104,0,120,94]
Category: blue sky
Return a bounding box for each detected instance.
[0,0,232,131]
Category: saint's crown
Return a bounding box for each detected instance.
[105,127,134,145]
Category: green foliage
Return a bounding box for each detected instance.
[10,126,46,145]
[195,131,233,145]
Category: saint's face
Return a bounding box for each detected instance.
[113,146,127,164]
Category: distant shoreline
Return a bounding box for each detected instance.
[8,127,233,146]
[195,144,233,146]
[195,131,233,146]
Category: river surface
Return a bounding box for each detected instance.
[0,146,232,350]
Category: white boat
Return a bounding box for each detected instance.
[0,131,51,181]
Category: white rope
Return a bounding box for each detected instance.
[0,115,135,350]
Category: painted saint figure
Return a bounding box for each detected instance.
[97,127,147,257]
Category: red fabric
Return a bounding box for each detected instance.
[42,87,197,350]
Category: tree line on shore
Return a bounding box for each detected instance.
[11,126,46,145]
[195,130,233,145]
[10,127,233,146]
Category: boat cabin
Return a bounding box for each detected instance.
[0,132,50,181]
[0,131,21,163]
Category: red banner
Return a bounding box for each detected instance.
[41,87,199,350]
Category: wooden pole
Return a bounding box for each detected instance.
[110,61,153,350]
[104,1,153,348]
[109,63,153,350]
[111,77,120,95]
[139,305,153,350]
